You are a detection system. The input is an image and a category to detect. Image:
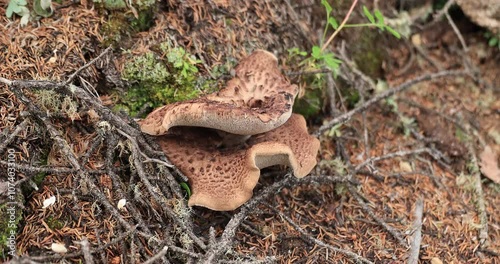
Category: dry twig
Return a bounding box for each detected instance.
[200,174,297,263]
[407,197,424,264]
[315,70,465,136]
[79,238,94,264]
[463,129,490,249]
[0,119,29,155]
[143,246,169,264]
[348,186,407,246]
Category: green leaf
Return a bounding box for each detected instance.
[34,0,54,18]
[180,182,191,198]
[488,37,499,47]
[288,47,307,57]
[323,53,341,71]
[328,123,343,137]
[6,5,15,18]
[6,0,27,18]
[374,9,384,25]
[321,0,333,16]
[363,6,375,24]
[328,17,338,29]
[19,8,30,27]
[311,46,322,59]
[385,26,401,39]
[40,0,51,9]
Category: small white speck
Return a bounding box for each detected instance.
[51,243,68,253]
[117,199,127,210]
[42,196,56,209]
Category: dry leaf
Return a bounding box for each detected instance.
[479,146,500,183]
[430,258,443,264]
[87,108,100,121]
[411,33,422,46]
[47,56,57,64]
[399,161,413,172]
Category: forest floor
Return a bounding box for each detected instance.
[0,0,499,263]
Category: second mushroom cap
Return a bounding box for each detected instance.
[155,114,320,211]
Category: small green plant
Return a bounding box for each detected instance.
[290,1,401,118]
[164,46,202,78]
[6,0,54,26]
[484,31,500,50]
[296,0,400,74]
[385,96,415,137]
[327,123,343,137]
[180,182,191,198]
[33,0,54,17]
[6,0,30,26]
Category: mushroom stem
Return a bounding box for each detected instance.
[216,131,251,148]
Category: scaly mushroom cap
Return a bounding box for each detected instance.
[156,114,320,211]
[139,50,298,135]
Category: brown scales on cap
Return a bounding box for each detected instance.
[139,50,298,136]
[156,114,320,211]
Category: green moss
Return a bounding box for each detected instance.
[343,87,360,108]
[293,88,323,119]
[97,0,157,48]
[291,73,325,119]
[33,172,46,186]
[134,0,156,10]
[122,53,170,83]
[351,28,386,79]
[21,152,49,198]
[0,193,24,258]
[117,44,218,116]
[103,0,127,10]
[101,13,129,48]
[45,216,64,230]
[130,8,155,32]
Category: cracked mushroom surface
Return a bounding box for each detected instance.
[156,114,320,211]
[139,50,298,136]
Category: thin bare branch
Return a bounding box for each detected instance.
[348,186,407,246]
[315,70,466,136]
[63,47,113,86]
[200,174,296,263]
[143,246,169,264]
[407,197,424,264]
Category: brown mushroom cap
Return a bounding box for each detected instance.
[156,114,320,211]
[139,50,298,136]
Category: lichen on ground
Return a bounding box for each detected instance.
[117,43,219,116]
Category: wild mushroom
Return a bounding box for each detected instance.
[139,50,298,136]
[156,114,320,211]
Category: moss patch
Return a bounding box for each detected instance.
[97,0,156,48]
[0,193,24,258]
[293,87,323,119]
[117,43,219,116]
[351,28,387,79]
